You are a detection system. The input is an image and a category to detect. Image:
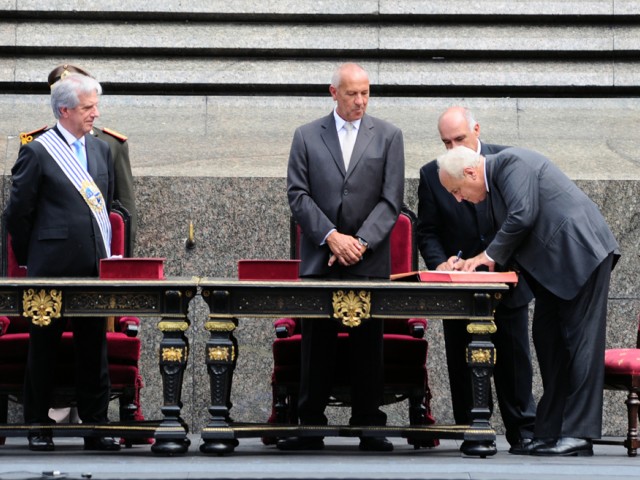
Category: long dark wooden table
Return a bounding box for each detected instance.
[0,277,197,455]
[198,278,508,457]
[0,277,509,457]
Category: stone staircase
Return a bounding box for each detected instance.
[1,1,639,436]
[1,1,639,179]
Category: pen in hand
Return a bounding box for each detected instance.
[454,250,463,264]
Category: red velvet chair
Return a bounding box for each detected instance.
[0,206,146,446]
[603,314,640,456]
[265,208,437,448]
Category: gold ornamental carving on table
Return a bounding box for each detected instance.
[467,321,497,335]
[468,348,495,365]
[158,321,189,332]
[205,321,236,332]
[332,290,371,328]
[22,289,62,327]
[208,346,235,362]
[161,347,185,362]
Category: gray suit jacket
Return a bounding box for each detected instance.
[4,127,114,277]
[287,112,405,278]
[485,147,619,300]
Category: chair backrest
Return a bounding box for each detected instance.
[110,210,126,257]
[2,207,130,277]
[290,206,418,276]
[389,208,418,275]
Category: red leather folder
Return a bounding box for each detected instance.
[390,270,518,284]
[237,259,300,281]
[100,258,166,280]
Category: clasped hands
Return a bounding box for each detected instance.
[327,231,367,266]
[437,251,495,272]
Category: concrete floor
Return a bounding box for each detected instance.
[0,435,639,480]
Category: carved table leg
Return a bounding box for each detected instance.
[461,293,498,458]
[200,316,239,454]
[151,290,192,455]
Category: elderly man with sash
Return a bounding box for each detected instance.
[3,73,119,452]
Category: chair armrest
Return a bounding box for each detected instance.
[407,318,427,339]
[0,316,10,336]
[274,318,297,338]
[118,316,140,337]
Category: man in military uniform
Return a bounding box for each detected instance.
[20,64,137,254]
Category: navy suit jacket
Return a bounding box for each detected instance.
[4,127,114,277]
[417,142,532,308]
[485,147,619,300]
[287,112,405,278]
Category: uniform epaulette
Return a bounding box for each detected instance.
[20,125,48,145]
[100,127,128,142]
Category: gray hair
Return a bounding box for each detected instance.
[330,63,368,89]
[50,73,102,119]
[437,146,482,179]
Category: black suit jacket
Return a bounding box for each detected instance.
[417,141,532,308]
[4,127,114,277]
[287,112,405,278]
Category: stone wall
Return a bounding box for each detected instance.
[2,173,639,437]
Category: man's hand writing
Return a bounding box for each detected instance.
[461,251,495,272]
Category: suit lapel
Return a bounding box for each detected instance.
[320,113,346,176]
[345,114,374,179]
[85,134,98,179]
[485,156,505,227]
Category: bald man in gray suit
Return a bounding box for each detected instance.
[280,63,404,452]
[437,146,619,457]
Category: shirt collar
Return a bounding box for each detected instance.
[483,156,489,192]
[57,122,84,147]
[333,108,362,132]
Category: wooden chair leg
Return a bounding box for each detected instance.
[119,388,138,448]
[624,390,640,457]
[0,394,7,445]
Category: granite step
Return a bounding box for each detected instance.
[2,95,639,179]
[1,0,639,17]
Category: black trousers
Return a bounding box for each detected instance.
[23,316,110,425]
[298,274,386,427]
[443,301,536,445]
[525,252,614,439]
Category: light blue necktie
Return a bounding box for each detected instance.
[72,139,87,171]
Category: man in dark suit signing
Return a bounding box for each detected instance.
[416,107,536,456]
[4,73,120,452]
[279,63,404,452]
[437,145,619,457]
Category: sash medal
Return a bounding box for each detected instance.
[35,129,112,257]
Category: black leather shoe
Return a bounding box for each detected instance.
[276,436,324,451]
[28,434,54,452]
[84,436,121,451]
[532,437,593,457]
[359,437,394,452]
[509,438,553,455]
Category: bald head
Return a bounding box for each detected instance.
[437,106,480,151]
[329,63,370,122]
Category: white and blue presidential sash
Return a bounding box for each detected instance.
[35,129,112,257]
